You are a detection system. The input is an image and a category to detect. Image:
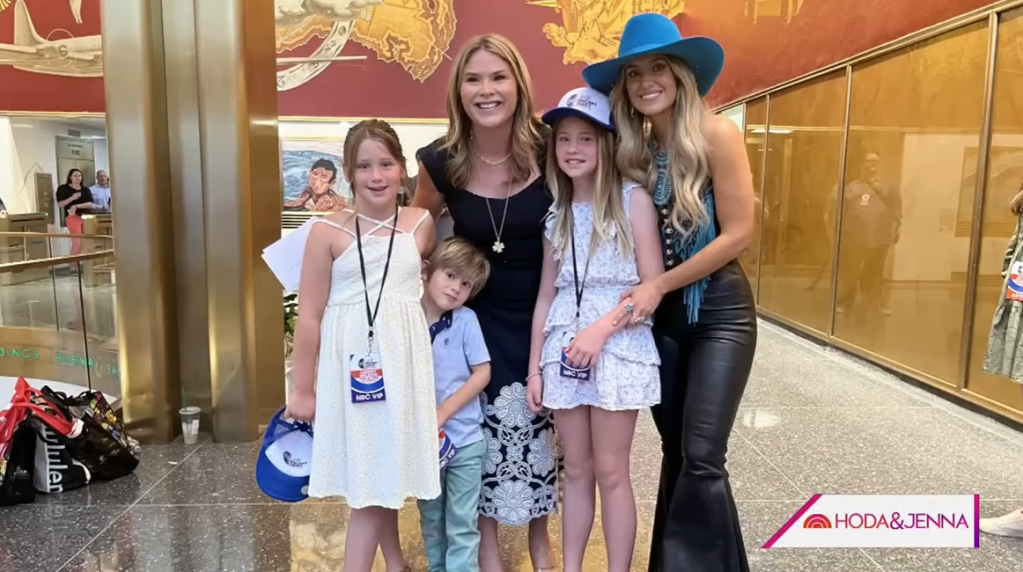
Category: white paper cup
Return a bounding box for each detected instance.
[179,405,201,445]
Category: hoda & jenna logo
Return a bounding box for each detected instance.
[802,514,832,529]
[765,494,980,548]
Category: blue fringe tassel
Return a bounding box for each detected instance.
[667,186,717,324]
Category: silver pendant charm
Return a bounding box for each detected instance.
[493,241,505,254]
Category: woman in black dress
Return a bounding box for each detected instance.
[584,14,757,571]
[413,35,558,572]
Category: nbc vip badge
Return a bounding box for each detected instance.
[350,350,386,403]
[350,204,398,404]
[438,429,457,470]
[1007,261,1023,302]
[560,330,591,381]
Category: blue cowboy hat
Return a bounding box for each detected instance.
[582,13,724,96]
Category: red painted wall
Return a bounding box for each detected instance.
[689,0,995,108]
[0,0,998,117]
[0,0,104,114]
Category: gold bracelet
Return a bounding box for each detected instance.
[526,372,542,381]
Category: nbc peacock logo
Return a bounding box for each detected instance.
[803,514,833,529]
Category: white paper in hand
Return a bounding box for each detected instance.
[262,219,316,293]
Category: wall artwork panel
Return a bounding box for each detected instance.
[0,0,999,117]
[280,137,350,213]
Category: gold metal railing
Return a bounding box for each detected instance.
[0,232,118,400]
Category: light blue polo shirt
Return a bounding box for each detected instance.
[430,306,490,448]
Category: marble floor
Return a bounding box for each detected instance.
[4,322,1023,571]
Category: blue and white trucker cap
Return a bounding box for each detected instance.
[255,408,314,503]
[541,86,614,131]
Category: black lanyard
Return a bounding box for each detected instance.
[355,204,399,346]
[570,218,592,324]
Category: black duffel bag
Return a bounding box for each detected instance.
[37,387,139,481]
[1,419,37,505]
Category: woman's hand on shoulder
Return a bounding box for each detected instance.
[706,114,755,254]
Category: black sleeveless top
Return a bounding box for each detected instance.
[417,136,552,396]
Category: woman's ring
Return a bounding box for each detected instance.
[625,303,634,314]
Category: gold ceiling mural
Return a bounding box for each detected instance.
[745,0,806,24]
[0,0,455,88]
[0,0,101,78]
[275,0,457,90]
[351,0,457,83]
[530,0,687,65]
[274,0,381,91]
[0,0,81,18]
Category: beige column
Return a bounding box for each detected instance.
[193,0,285,442]
[101,0,180,442]
[101,0,283,443]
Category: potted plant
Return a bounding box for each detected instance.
[284,292,298,399]
[284,292,298,357]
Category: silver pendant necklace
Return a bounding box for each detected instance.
[485,178,512,253]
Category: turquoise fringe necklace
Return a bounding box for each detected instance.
[650,144,717,324]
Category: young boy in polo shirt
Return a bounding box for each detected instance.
[418,237,492,572]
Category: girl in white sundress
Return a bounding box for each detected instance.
[525,88,664,572]
[287,119,439,572]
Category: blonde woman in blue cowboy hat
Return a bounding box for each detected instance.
[583,13,757,572]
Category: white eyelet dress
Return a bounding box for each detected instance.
[540,182,662,411]
[307,211,441,509]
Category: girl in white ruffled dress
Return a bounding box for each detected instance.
[525,87,664,572]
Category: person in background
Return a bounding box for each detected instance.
[978,181,1023,540]
[90,170,112,213]
[56,168,95,258]
[835,152,901,315]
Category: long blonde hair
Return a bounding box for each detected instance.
[546,119,633,258]
[610,57,712,241]
[441,34,543,189]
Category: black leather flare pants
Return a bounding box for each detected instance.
[649,261,757,572]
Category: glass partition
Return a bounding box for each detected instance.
[713,4,1023,420]
[966,7,1023,412]
[831,22,990,385]
[739,98,768,299]
[0,234,118,400]
[757,72,848,334]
